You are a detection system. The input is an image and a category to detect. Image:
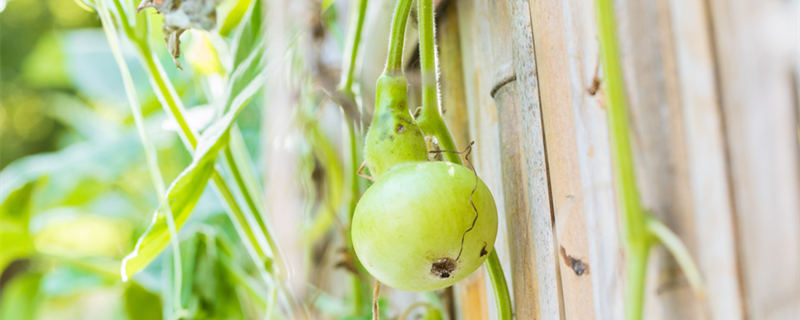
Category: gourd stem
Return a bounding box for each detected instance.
[415,1,512,318]
[416,0,458,164]
[384,0,414,74]
[486,250,514,320]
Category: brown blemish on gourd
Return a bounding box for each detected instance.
[479,244,488,257]
[431,257,456,279]
[395,123,406,133]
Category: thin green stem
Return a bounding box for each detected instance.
[625,243,649,320]
[338,0,368,94]
[486,251,513,320]
[384,0,414,74]
[646,218,704,293]
[96,0,184,313]
[594,1,652,318]
[595,0,646,245]
[414,1,512,318]
[415,0,457,163]
[594,0,701,319]
[337,0,370,315]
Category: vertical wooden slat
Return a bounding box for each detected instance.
[556,1,629,318]
[660,0,745,317]
[525,0,610,318]
[506,1,563,319]
[494,78,544,320]
[707,0,800,318]
[612,0,716,318]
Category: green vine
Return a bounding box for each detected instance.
[594,0,703,319]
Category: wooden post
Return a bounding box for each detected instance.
[707,0,800,318]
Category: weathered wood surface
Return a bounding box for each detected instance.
[614,0,713,318]
[707,0,800,318]
[504,1,565,318]
[659,0,745,318]
[523,0,603,319]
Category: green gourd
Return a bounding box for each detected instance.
[351,0,498,292]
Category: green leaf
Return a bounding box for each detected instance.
[119,146,217,281]
[124,282,163,320]
[0,272,43,320]
[230,0,264,69]
[0,181,37,272]
[218,0,253,37]
[120,51,267,281]
[422,308,444,320]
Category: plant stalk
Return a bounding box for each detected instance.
[594,0,702,318]
[339,0,370,315]
[384,0,414,75]
[594,1,652,318]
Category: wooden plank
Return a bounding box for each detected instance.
[503,1,564,319]
[553,1,629,319]
[523,0,600,318]
[706,0,800,318]
[659,0,745,318]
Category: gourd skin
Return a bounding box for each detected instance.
[364,74,427,178]
[352,161,498,292]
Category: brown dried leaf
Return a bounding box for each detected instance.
[137,0,222,68]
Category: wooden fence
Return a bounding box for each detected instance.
[355,0,800,318]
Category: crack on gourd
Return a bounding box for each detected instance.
[431,257,456,279]
[430,141,479,262]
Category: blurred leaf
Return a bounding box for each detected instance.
[124,282,163,320]
[164,228,253,319]
[121,48,266,279]
[0,181,37,272]
[320,0,334,12]
[31,208,132,259]
[0,272,42,320]
[43,92,121,140]
[21,32,70,88]
[0,133,143,206]
[422,307,444,320]
[39,266,106,297]
[218,0,253,37]
[186,32,223,76]
[60,30,149,105]
[119,148,216,281]
[230,0,264,69]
